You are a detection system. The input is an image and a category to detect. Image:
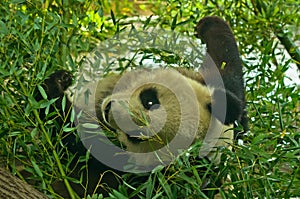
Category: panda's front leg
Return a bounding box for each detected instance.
[36,70,73,123]
[43,70,73,109]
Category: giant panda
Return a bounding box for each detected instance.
[39,16,247,197]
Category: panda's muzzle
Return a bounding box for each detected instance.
[101,99,156,144]
[125,130,148,144]
[125,127,158,144]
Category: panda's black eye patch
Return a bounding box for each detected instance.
[139,88,160,110]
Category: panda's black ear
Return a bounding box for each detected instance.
[207,88,243,125]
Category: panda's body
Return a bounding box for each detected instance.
[40,16,247,197]
[92,67,238,167]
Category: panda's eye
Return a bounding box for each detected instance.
[139,88,160,110]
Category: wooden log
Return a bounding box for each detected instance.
[0,168,48,199]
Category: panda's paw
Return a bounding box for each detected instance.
[43,70,73,99]
[49,70,73,91]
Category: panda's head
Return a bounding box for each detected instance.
[94,68,242,164]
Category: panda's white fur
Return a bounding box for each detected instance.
[92,68,233,166]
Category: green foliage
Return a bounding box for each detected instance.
[0,0,299,198]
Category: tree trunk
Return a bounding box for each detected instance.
[0,168,48,199]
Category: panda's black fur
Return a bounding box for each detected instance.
[37,69,73,123]
[195,16,248,136]
[38,16,247,197]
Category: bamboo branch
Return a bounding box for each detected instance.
[276,31,300,71]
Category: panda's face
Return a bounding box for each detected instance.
[95,69,215,154]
